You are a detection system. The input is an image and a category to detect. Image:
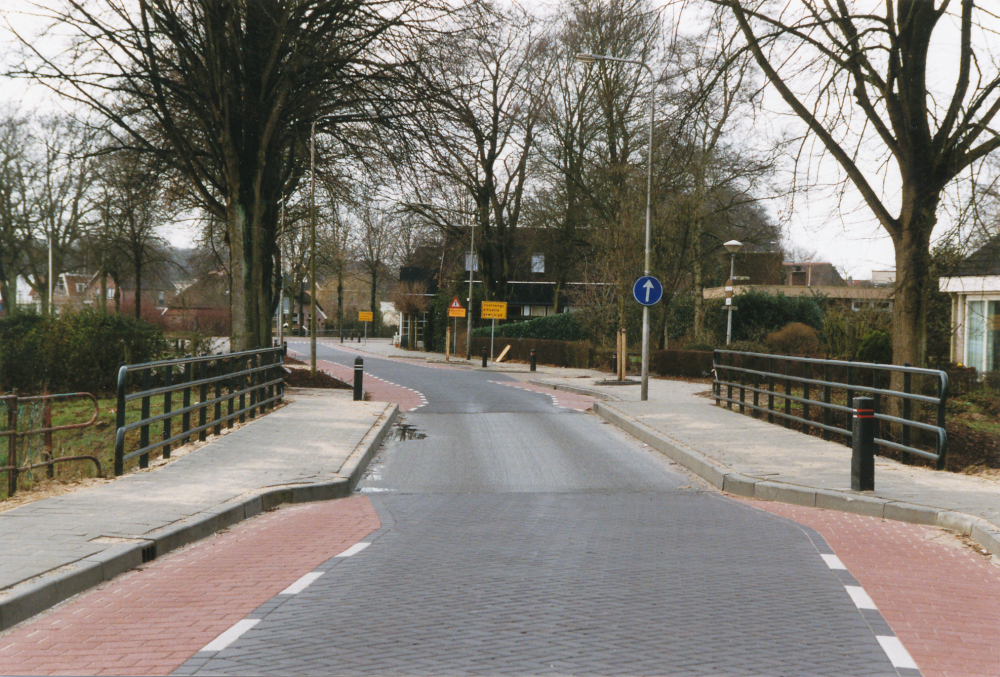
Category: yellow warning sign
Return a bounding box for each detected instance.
[481,301,507,320]
[358,311,374,322]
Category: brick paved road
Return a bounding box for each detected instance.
[744,499,1000,677]
[169,345,912,677]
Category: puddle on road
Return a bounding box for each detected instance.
[393,423,427,441]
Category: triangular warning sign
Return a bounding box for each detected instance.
[449,297,463,309]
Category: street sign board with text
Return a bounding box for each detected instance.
[358,311,374,322]
[448,297,466,318]
[481,301,507,320]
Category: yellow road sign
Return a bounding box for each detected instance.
[448,307,466,318]
[358,311,374,322]
[481,301,507,320]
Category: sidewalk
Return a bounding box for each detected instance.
[0,389,398,631]
[527,374,1000,558]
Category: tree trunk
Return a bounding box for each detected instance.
[337,268,344,336]
[134,258,143,319]
[99,263,107,314]
[0,259,10,315]
[890,193,937,371]
[228,202,251,351]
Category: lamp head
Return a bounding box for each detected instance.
[575,53,597,64]
[724,240,743,255]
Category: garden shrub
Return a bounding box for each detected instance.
[470,337,591,368]
[471,312,588,342]
[0,307,167,394]
[764,322,822,356]
[856,329,892,364]
[651,350,714,378]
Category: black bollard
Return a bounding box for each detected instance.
[282,341,287,357]
[481,347,488,368]
[353,357,364,401]
[340,332,344,344]
[851,396,875,491]
[611,353,617,377]
[530,349,536,372]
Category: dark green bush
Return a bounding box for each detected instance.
[651,350,714,378]
[471,312,588,342]
[856,329,892,364]
[1,307,167,394]
[470,337,591,368]
[718,289,823,341]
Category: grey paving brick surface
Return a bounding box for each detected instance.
[182,492,901,677]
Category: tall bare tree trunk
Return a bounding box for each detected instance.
[228,204,251,351]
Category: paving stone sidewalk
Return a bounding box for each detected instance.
[0,390,398,631]
[528,374,1000,557]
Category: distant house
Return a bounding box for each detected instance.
[84,272,175,316]
[163,270,231,334]
[27,273,93,314]
[704,255,893,311]
[939,237,1000,374]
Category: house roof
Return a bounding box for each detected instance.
[955,236,1000,276]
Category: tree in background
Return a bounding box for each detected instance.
[0,110,32,315]
[709,1,1000,370]
[94,149,170,319]
[407,0,553,301]
[16,0,449,349]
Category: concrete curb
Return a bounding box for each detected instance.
[527,380,617,401]
[592,402,1000,558]
[0,403,399,632]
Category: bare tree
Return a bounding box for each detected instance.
[17,115,97,314]
[708,1,1000,369]
[352,185,398,327]
[0,110,32,314]
[14,0,451,348]
[94,148,170,318]
[407,0,554,301]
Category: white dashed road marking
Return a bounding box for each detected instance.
[876,636,919,670]
[845,585,878,610]
[336,542,370,558]
[821,554,847,570]
[279,571,324,595]
[201,619,260,652]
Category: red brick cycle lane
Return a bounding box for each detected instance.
[740,498,1000,677]
[0,496,380,676]
[287,348,426,412]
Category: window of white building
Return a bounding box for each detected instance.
[531,254,544,273]
[966,299,1000,373]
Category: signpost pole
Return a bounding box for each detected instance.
[490,319,495,366]
[364,321,368,343]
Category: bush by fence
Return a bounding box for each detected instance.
[651,350,714,378]
[0,307,167,394]
[471,337,592,368]
[470,312,588,342]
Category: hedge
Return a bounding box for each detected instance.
[0,307,167,394]
[471,337,592,369]
[470,312,588,341]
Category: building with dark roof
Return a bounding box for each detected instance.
[939,236,1000,373]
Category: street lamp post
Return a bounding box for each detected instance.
[466,218,476,360]
[310,120,319,377]
[724,240,743,345]
[577,52,656,400]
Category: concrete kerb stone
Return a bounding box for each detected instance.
[340,405,400,490]
[528,380,617,401]
[593,399,1000,556]
[0,400,398,633]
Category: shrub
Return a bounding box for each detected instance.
[856,329,892,364]
[764,322,822,356]
[470,337,591,368]
[471,312,588,342]
[651,350,714,378]
[0,307,167,394]
[822,306,891,360]
[724,339,769,354]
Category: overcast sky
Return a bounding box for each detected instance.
[2,0,989,279]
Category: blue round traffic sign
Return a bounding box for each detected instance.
[632,276,663,306]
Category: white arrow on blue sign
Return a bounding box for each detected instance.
[632,275,663,306]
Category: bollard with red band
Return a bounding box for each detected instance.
[852,396,875,491]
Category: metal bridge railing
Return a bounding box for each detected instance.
[1,392,103,498]
[114,346,285,476]
[712,350,949,469]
